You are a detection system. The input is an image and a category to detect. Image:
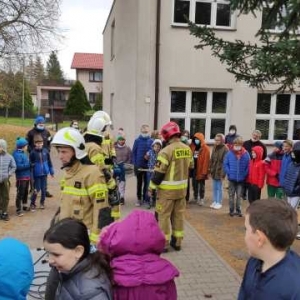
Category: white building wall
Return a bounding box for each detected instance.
[77,70,103,94]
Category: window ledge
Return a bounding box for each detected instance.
[171,23,237,32]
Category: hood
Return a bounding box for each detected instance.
[152,139,162,147]
[0,139,7,152]
[0,238,34,300]
[193,132,206,145]
[99,210,165,257]
[252,146,263,161]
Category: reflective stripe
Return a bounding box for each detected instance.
[89,232,99,243]
[111,211,121,218]
[173,230,184,238]
[161,179,187,186]
[149,181,157,190]
[169,161,175,181]
[102,139,110,145]
[62,184,107,196]
[107,180,116,190]
[159,183,187,190]
[91,154,105,164]
[157,155,169,166]
[87,184,108,195]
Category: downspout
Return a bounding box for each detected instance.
[154,0,161,130]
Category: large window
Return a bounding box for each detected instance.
[89,71,102,82]
[173,0,235,28]
[48,90,65,105]
[89,93,101,104]
[170,90,229,140]
[256,93,300,141]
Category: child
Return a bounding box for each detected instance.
[115,134,132,205]
[190,132,210,206]
[209,133,228,209]
[225,125,239,150]
[0,237,34,300]
[223,137,250,217]
[29,134,54,211]
[44,218,113,300]
[98,210,179,300]
[238,199,300,299]
[264,141,284,199]
[246,146,265,203]
[0,139,16,221]
[12,137,31,216]
[279,139,293,189]
[144,139,162,208]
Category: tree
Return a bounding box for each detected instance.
[93,93,103,110]
[64,81,91,117]
[189,0,300,92]
[0,0,62,57]
[46,51,64,82]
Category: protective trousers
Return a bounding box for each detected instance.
[156,196,186,248]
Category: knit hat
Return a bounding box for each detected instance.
[0,139,7,152]
[35,116,45,124]
[274,141,283,150]
[152,139,162,147]
[117,135,125,141]
[16,137,28,148]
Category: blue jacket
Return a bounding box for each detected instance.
[12,149,31,180]
[223,149,250,182]
[283,162,300,197]
[30,148,54,178]
[0,237,34,300]
[279,152,293,187]
[132,136,153,168]
[238,250,300,300]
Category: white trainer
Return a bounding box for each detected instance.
[210,202,216,208]
[214,203,222,210]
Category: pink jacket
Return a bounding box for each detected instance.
[99,210,179,300]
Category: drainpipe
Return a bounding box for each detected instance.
[154,0,161,130]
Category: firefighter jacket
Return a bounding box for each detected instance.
[85,142,106,170]
[59,160,112,243]
[149,139,193,199]
[101,135,116,158]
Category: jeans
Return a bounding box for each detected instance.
[228,180,243,213]
[16,180,29,212]
[30,175,47,206]
[134,167,148,201]
[212,179,223,204]
[192,178,205,200]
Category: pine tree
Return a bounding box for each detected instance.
[189,0,300,92]
[64,81,91,117]
[46,51,64,82]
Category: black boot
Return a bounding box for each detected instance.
[170,235,181,251]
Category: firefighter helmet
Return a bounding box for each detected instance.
[160,121,180,141]
[87,117,106,137]
[92,110,112,126]
[51,127,87,159]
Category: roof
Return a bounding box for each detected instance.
[71,53,103,70]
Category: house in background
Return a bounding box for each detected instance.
[103,0,300,146]
[37,80,73,123]
[71,52,103,106]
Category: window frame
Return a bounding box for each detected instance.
[256,92,300,142]
[172,0,236,30]
[89,71,102,82]
[169,89,231,141]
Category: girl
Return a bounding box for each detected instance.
[44,218,113,300]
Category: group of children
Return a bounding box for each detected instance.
[0,134,54,221]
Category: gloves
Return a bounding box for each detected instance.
[104,158,113,165]
[108,188,120,206]
[103,168,112,182]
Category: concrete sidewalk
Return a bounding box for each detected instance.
[0,153,241,300]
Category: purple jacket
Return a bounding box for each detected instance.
[99,210,179,300]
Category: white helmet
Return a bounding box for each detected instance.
[86,117,106,137]
[51,127,87,159]
[92,110,112,126]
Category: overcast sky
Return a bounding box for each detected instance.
[56,0,113,79]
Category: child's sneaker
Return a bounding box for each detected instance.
[214,203,222,210]
[40,204,45,210]
[30,205,36,212]
[1,213,10,221]
[210,202,216,208]
[22,206,29,212]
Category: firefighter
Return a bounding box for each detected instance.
[149,121,193,252]
[92,110,116,160]
[46,127,114,300]
[84,116,121,220]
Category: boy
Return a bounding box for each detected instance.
[29,134,54,211]
[238,199,300,299]
[279,139,293,189]
[223,137,250,216]
[13,137,31,216]
[0,139,16,221]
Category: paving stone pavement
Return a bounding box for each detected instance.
[0,153,241,300]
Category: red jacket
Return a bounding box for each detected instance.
[264,149,283,187]
[247,146,265,188]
